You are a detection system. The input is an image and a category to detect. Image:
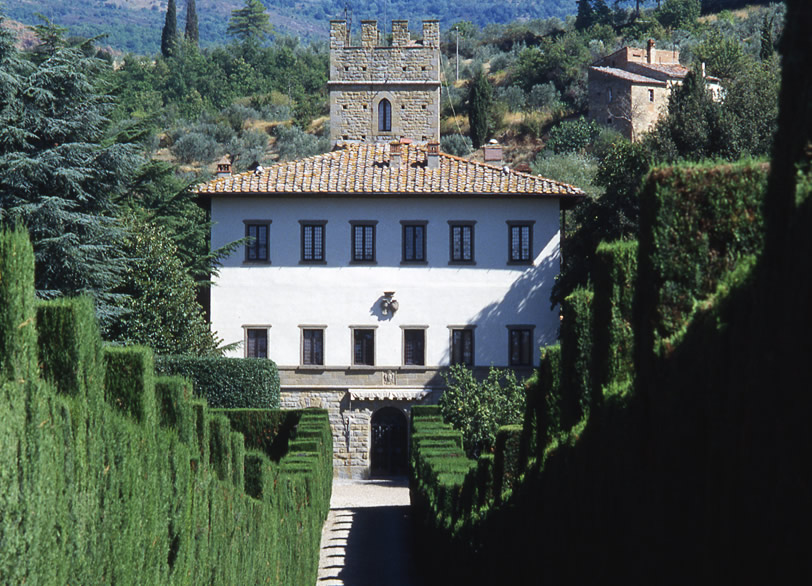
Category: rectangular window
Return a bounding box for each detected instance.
[404,329,425,366]
[649,89,655,102]
[509,327,533,367]
[245,328,268,358]
[508,222,533,263]
[351,223,376,262]
[245,222,269,262]
[301,222,325,262]
[302,329,324,366]
[402,223,426,262]
[450,328,474,366]
[353,329,375,366]
[449,223,474,263]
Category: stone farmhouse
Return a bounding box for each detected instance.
[197,19,584,478]
[588,40,722,141]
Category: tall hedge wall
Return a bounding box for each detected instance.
[155,354,280,409]
[635,160,768,384]
[409,155,809,584]
[0,227,330,584]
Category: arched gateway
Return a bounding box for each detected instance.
[370,407,408,476]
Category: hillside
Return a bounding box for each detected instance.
[1,0,579,54]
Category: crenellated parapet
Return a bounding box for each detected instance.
[328,19,441,145]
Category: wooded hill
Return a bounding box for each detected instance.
[0,0,774,54]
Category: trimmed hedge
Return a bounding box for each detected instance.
[155,354,280,409]
[635,160,768,383]
[560,287,594,427]
[0,227,331,585]
[408,157,808,584]
[592,240,637,396]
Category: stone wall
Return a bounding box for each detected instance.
[281,387,443,478]
[328,19,440,145]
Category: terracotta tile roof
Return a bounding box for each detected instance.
[589,65,666,85]
[633,62,690,78]
[196,143,585,198]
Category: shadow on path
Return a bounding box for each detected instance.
[317,478,418,586]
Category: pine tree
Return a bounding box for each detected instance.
[185,0,199,46]
[467,67,493,149]
[0,21,141,331]
[161,0,178,58]
[227,0,273,46]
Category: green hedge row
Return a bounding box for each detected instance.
[155,354,280,409]
[635,160,768,383]
[560,287,594,427]
[0,226,330,585]
[408,156,809,583]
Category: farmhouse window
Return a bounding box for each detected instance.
[649,89,655,102]
[508,327,534,367]
[353,329,375,366]
[449,222,475,263]
[404,329,425,366]
[244,222,270,262]
[245,328,268,358]
[351,222,376,262]
[301,221,326,262]
[450,328,474,366]
[302,328,324,366]
[508,222,534,263]
[402,221,427,262]
[378,99,392,132]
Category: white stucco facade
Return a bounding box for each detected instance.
[210,196,562,369]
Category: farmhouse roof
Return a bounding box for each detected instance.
[196,143,585,199]
[588,66,668,85]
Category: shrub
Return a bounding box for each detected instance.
[545,116,602,154]
[171,131,221,164]
[155,355,280,408]
[439,365,526,458]
[441,134,473,157]
[274,124,330,161]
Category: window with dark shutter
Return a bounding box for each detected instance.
[301,222,325,262]
[508,327,533,366]
[353,329,375,366]
[378,99,392,132]
[246,328,268,358]
[245,222,270,262]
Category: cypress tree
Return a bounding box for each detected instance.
[161,0,177,58]
[575,0,594,30]
[185,0,198,46]
[467,67,493,149]
[759,13,774,61]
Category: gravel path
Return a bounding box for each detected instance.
[317,478,418,586]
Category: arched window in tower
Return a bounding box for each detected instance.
[378,99,392,132]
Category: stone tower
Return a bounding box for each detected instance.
[329,19,441,146]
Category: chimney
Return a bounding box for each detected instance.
[390,141,403,168]
[647,39,655,64]
[426,142,440,169]
[216,156,232,177]
[483,139,502,165]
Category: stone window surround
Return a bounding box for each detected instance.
[243,324,271,358]
[401,325,428,368]
[243,219,272,264]
[400,220,428,264]
[372,92,398,138]
[300,220,327,264]
[349,325,378,368]
[448,220,476,265]
[300,325,327,368]
[448,325,476,367]
[507,220,535,265]
[349,220,378,264]
[507,324,535,367]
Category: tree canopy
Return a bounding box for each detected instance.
[227,0,274,46]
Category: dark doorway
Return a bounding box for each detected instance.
[370,407,408,476]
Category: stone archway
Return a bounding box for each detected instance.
[370,407,408,476]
